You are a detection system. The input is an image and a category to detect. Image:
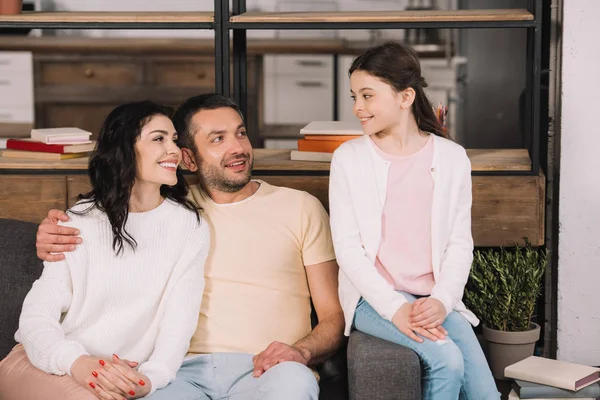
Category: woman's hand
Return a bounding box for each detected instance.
[392,303,447,343]
[410,297,447,329]
[100,355,152,399]
[71,355,132,400]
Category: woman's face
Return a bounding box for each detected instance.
[350,70,405,136]
[134,114,181,187]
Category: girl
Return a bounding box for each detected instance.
[329,42,499,399]
[0,101,210,399]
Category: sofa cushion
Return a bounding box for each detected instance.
[347,330,421,400]
[0,219,43,359]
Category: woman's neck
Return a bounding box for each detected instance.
[129,182,164,213]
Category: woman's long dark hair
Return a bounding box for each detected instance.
[349,41,448,139]
[74,101,200,255]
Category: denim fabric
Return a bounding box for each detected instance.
[354,293,500,400]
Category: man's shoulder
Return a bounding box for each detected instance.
[259,181,324,211]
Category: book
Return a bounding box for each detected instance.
[300,120,363,136]
[1,150,88,160]
[6,139,96,154]
[297,138,347,153]
[508,389,594,400]
[0,138,7,150]
[290,150,333,162]
[30,127,92,145]
[504,356,600,391]
[512,379,600,398]
[303,134,362,141]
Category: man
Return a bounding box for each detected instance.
[35,93,345,399]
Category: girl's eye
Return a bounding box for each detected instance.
[363,94,371,99]
[350,95,356,101]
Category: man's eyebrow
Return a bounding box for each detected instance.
[207,129,227,136]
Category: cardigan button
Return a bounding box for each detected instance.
[430,167,435,172]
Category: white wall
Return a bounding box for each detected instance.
[558,0,600,365]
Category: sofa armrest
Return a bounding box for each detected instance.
[347,330,421,400]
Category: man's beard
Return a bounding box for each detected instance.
[199,155,254,193]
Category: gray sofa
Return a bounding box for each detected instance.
[0,218,421,400]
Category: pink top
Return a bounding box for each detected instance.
[372,135,435,296]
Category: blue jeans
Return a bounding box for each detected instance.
[146,353,319,400]
[354,293,500,400]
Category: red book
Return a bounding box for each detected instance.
[6,138,95,154]
[297,138,346,153]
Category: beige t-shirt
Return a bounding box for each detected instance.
[187,180,335,356]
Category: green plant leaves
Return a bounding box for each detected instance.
[464,241,548,332]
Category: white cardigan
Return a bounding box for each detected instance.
[329,134,479,335]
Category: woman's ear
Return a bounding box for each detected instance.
[400,87,416,110]
[181,148,199,172]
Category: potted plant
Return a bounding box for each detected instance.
[464,241,548,379]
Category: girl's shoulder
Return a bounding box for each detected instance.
[432,135,469,163]
[332,136,371,160]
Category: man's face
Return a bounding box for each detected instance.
[189,107,254,193]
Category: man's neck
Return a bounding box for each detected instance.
[207,180,261,204]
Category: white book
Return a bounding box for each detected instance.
[508,389,594,400]
[290,150,333,162]
[505,356,600,391]
[300,120,363,136]
[30,127,92,145]
[0,138,7,150]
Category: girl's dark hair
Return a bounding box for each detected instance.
[349,41,447,138]
[75,101,200,255]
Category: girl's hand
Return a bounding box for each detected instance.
[410,297,447,329]
[392,303,446,342]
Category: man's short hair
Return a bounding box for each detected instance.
[173,93,244,154]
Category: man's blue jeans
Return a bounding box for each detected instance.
[147,353,319,400]
[354,293,500,400]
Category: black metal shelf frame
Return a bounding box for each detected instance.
[0,1,542,177]
[223,0,543,177]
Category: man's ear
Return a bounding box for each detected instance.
[181,148,199,172]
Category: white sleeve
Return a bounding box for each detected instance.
[329,152,407,322]
[16,259,89,375]
[137,219,210,394]
[430,154,474,315]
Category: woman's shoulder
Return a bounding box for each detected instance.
[164,199,207,234]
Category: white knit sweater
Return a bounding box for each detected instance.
[15,198,209,395]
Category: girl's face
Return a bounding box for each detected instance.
[134,114,182,187]
[350,70,407,136]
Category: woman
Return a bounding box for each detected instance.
[0,101,209,399]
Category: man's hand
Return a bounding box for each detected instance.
[71,355,134,400]
[252,341,308,378]
[410,297,447,330]
[392,303,447,343]
[36,209,81,262]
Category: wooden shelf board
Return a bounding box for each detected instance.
[0,12,214,24]
[230,9,534,24]
[0,148,531,173]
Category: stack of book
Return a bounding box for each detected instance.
[0,127,95,160]
[290,121,363,162]
[505,356,600,400]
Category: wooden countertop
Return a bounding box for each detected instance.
[0,11,214,24]
[0,148,531,172]
[0,37,451,56]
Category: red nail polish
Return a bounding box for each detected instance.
[113,354,119,359]
[139,379,146,386]
[99,360,105,366]
[89,382,96,389]
[129,390,136,396]
[92,371,98,378]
